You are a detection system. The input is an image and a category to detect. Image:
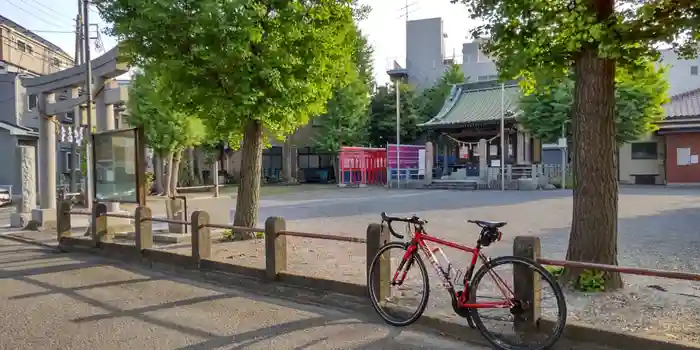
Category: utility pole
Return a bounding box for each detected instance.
[82,0,94,206]
[395,79,401,189]
[70,4,83,194]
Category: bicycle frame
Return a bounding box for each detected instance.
[395,230,515,309]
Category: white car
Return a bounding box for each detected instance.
[0,185,11,206]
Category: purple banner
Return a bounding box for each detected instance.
[387,144,424,169]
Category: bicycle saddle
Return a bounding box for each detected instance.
[468,220,507,229]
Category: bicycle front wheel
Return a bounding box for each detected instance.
[469,255,567,350]
[367,242,430,326]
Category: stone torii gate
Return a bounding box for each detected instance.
[21,46,129,228]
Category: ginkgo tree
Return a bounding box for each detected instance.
[313,28,374,154]
[127,68,207,196]
[99,0,360,229]
[452,0,700,289]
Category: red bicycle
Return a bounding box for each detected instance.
[367,212,566,350]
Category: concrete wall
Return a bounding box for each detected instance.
[0,26,73,76]
[405,18,448,91]
[0,131,18,188]
[461,40,498,82]
[618,134,665,184]
[659,50,700,96]
[0,73,20,125]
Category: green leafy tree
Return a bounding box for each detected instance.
[453,0,699,289]
[416,63,467,120]
[367,83,422,147]
[519,61,670,144]
[313,28,374,153]
[100,0,359,228]
[127,69,207,196]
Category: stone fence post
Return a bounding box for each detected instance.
[366,223,391,301]
[265,216,287,280]
[191,210,211,262]
[91,202,109,247]
[134,206,153,251]
[56,199,72,241]
[513,236,542,331]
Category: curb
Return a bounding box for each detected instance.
[0,233,57,249]
[3,235,699,350]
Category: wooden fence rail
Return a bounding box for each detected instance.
[56,200,391,298]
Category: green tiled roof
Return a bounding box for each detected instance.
[419,80,521,127]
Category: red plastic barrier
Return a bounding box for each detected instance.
[339,147,387,186]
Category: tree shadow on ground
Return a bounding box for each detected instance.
[0,240,463,349]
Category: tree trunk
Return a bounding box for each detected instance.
[282,140,293,183]
[331,155,338,183]
[154,152,165,195]
[187,147,196,185]
[234,120,264,233]
[164,151,174,197]
[170,149,183,196]
[564,43,623,290]
[195,148,205,185]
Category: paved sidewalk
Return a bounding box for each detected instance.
[0,238,485,350]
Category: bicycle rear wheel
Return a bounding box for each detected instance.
[469,255,567,350]
[367,242,430,326]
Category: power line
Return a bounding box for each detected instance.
[14,0,76,27]
[25,0,73,19]
[4,0,74,30]
[19,29,75,33]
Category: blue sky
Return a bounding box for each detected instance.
[2,0,477,85]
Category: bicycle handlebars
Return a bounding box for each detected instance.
[380,212,427,239]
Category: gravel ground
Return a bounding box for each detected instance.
[157,186,700,344]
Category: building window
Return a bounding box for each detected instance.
[477,75,490,81]
[17,40,27,52]
[27,94,38,110]
[631,142,657,159]
[488,75,498,80]
[52,58,61,67]
[64,152,72,171]
[691,66,699,76]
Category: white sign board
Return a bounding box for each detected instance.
[229,208,235,224]
[459,146,470,159]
